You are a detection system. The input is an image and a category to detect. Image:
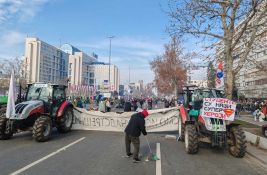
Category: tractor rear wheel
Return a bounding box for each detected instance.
[0,117,13,140]
[178,116,185,141]
[57,108,74,133]
[185,124,198,154]
[228,125,246,158]
[33,116,52,142]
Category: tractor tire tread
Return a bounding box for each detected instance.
[33,116,52,142]
[228,126,246,158]
[185,124,198,154]
[57,108,73,133]
[0,117,13,140]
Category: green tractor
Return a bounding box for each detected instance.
[178,86,246,158]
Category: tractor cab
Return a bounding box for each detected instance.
[25,83,67,115]
[181,85,223,108]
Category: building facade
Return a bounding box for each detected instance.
[215,12,267,99]
[24,37,69,84]
[188,80,208,88]
[60,44,96,86]
[92,62,120,92]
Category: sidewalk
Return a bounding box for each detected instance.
[238,114,267,127]
[246,144,267,166]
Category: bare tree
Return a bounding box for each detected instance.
[168,0,267,99]
[150,37,187,96]
[0,57,27,89]
[207,61,216,88]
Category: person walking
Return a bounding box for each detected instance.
[106,98,111,112]
[124,109,149,163]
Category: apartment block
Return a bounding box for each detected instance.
[92,62,120,92]
[24,37,69,84]
[60,44,96,86]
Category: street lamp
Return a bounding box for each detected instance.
[108,36,115,91]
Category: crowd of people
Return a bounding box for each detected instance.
[236,99,267,121]
[69,95,179,113]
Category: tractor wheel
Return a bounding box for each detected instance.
[57,108,74,133]
[178,116,185,141]
[185,124,198,154]
[228,125,246,158]
[0,108,5,117]
[33,116,52,142]
[0,117,13,140]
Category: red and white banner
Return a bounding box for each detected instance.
[201,98,236,121]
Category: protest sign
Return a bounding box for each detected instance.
[200,98,236,121]
[73,107,179,132]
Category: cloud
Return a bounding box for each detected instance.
[77,36,164,56]
[77,37,165,84]
[0,30,25,61]
[75,37,165,64]
[0,31,25,47]
[0,0,49,24]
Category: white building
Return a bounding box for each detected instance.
[128,80,144,92]
[188,80,208,88]
[60,44,96,86]
[24,37,69,84]
[92,62,120,92]
[215,16,267,98]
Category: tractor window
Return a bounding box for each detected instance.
[39,87,52,102]
[192,90,201,102]
[26,86,42,101]
[53,87,65,100]
[213,90,223,98]
[202,91,213,98]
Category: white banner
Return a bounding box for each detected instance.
[73,107,179,132]
[201,98,236,121]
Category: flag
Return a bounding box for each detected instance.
[6,69,16,119]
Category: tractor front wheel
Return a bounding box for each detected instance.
[57,108,74,133]
[33,116,52,142]
[178,116,185,141]
[0,107,6,117]
[184,124,198,154]
[228,125,246,158]
[0,117,13,140]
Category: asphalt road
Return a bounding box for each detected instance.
[0,130,266,175]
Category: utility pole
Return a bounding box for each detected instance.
[108,36,115,91]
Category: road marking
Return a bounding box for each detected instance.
[156,142,162,175]
[10,137,86,175]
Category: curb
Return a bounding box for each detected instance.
[244,131,267,150]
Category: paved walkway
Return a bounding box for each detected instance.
[238,114,267,127]
[247,144,267,166]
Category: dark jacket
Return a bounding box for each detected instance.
[124,101,132,112]
[124,112,147,137]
